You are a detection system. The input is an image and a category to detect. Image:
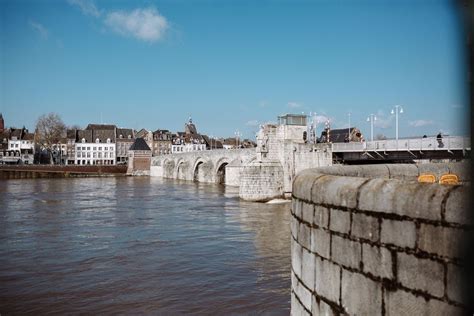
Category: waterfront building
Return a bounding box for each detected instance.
[171,117,207,153]
[152,129,172,156]
[51,138,68,165]
[136,129,154,151]
[74,124,116,165]
[66,129,77,165]
[127,137,152,175]
[320,127,364,143]
[1,127,35,164]
[116,128,135,164]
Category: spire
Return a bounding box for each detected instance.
[188,115,193,124]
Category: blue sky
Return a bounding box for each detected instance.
[0,0,469,139]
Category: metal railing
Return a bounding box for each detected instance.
[332,136,471,153]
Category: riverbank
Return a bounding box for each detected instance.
[0,165,127,179]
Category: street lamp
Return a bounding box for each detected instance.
[391,105,404,140]
[348,112,352,142]
[367,114,377,141]
[234,130,241,149]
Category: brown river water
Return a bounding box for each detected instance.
[0,177,291,315]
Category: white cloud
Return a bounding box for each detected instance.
[67,0,101,17]
[287,102,302,109]
[29,20,48,39]
[246,120,259,127]
[104,7,168,43]
[409,119,434,127]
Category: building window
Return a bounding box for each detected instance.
[82,138,86,143]
[107,138,111,143]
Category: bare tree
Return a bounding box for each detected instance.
[35,113,66,164]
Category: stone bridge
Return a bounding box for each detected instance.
[151,148,256,186]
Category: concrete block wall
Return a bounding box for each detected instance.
[291,163,471,316]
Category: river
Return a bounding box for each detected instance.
[0,177,291,314]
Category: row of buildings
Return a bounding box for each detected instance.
[0,114,256,165]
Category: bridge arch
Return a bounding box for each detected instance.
[214,157,231,185]
[192,157,211,182]
[175,158,189,180]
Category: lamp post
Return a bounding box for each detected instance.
[234,130,241,149]
[367,114,377,141]
[391,105,404,140]
[348,112,351,142]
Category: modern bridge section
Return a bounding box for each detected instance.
[150,148,256,185]
[332,136,470,162]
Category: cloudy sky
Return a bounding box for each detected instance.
[0,0,469,139]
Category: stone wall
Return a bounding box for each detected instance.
[291,163,471,315]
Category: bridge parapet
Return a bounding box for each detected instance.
[291,162,471,315]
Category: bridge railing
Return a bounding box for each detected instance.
[332,136,471,153]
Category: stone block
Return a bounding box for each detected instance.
[301,202,314,224]
[291,199,298,216]
[329,208,350,234]
[293,170,321,201]
[311,174,368,209]
[293,273,312,312]
[362,243,393,279]
[384,289,465,316]
[341,269,382,315]
[418,224,463,259]
[331,235,361,269]
[311,295,337,316]
[314,205,329,228]
[310,226,330,259]
[298,222,311,250]
[301,248,316,291]
[417,163,450,181]
[351,212,379,242]
[358,178,450,221]
[291,215,299,241]
[381,219,416,249]
[397,252,444,298]
[445,186,471,225]
[447,263,465,304]
[294,199,303,219]
[292,237,302,278]
[315,256,341,303]
[447,161,470,182]
[386,164,419,180]
[291,291,310,316]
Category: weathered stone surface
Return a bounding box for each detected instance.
[291,215,299,240]
[386,164,419,180]
[331,235,361,269]
[314,205,329,228]
[293,170,321,201]
[294,199,303,219]
[381,219,416,249]
[311,175,368,209]
[311,295,336,316]
[445,186,471,225]
[293,273,312,312]
[362,243,393,279]
[310,226,330,259]
[291,291,310,316]
[341,269,382,315]
[315,256,341,303]
[329,208,350,234]
[418,224,463,259]
[301,248,316,291]
[447,161,470,182]
[447,263,465,304]
[397,252,444,298]
[358,178,450,220]
[351,212,379,242]
[298,222,311,250]
[301,202,314,224]
[292,237,302,278]
[384,289,465,316]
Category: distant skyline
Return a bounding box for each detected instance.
[0,0,469,139]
